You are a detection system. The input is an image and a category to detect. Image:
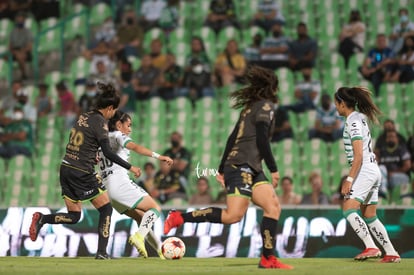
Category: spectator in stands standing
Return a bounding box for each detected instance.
[279,176,301,205]
[338,9,366,69]
[259,22,290,70]
[388,8,414,55]
[282,67,321,113]
[132,54,160,101]
[387,35,414,83]
[251,0,285,33]
[358,33,395,96]
[288,22,318,72]
[138,0,166,31]
[116,9,144,59]
[204,0,239,34]
[214,39,247,86]
[158,52,182,101]
[308,93,344,142]
[163,131,192,180]
[9,11,33,80]
[189,177,214,205]
[35,83,52,118]
[300,172,330,205]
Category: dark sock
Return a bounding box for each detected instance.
[97,203,112,254]
[182,207,222,223]
[41,211,81,224]
[261,216,278,258]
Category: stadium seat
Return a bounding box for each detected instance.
[63,13,87,40]
[89,2,112,26]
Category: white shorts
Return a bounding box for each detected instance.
[103,170,148,214]
[350,163,381,205]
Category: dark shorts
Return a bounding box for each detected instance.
[223,164,269,199]
[60,163,106,202]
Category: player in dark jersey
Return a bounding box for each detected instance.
[163,66,293,269]
[29,82,141,259]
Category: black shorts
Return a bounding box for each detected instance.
[223,164,269,199]
[60,162,106,202]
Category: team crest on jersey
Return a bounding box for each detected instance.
[262,103,272,111]
[77,115,89,127]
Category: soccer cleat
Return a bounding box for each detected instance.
[129,233,148,258]
[29,212,44,241]
[95,253,111,260]
[163,210,184,235]
[258,255,294,269]
[380,255,401,263]
[354,248,382,261]
[157,249,166,260]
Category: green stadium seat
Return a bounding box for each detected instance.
[217,26,241,53]
[89,2,112,26]
[37,18,61,53]
[64,13,87,40]
[143,28,166,51]
[69,56,91,83]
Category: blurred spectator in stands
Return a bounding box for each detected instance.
[90,60,118,90]
[163,131,192,180]
[56,80,77,130]
[117,56,136,113]
[14,87,37,131]
[331,175,346,208]
[189,177,214,205]
[243,33,263,65]
[83,40,116,84]
[271,104,294,142]
[300,172,330,205]
[214,39,246,86]
[259,22,290,70]
[374,119,406,156]
[116,8,144,59]
[376,129,411,196]
[151,160,187,206]
[35,83,52,118]
[138,0,166,31]
[404,130,414,198]
[388,8,414,55]
[1,0,30,20]
[94,16,117,47]
[159,0,179,36]
[288,22,318,72]
[283,67,321,113]
[136,162,156,193]
[251,0,285,33]
[0,79,23,123]
[338,9,366,69]
[0,105,33,159]
[308,93,343,142]
[132,54,160,101]
[386,35,414,83]
[78,79,99,115]
[204,0,239,34]
[358,33,395,96]
[149,38,168,70]
[9,11,33,80]
[158,52,182,101]
[279,176,301,205]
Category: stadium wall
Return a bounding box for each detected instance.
[1,206,413,258]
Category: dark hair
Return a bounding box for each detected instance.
[334,86,382,124]
[197,176,209,185]
[108,110,131,131]
[230,65,278,109]
[144,162,155,170]
[281,176,293,184]
[95,82,121,110]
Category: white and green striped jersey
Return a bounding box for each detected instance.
[342,111,376,165]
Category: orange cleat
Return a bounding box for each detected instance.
[163,210,184,235]
[258,255,294,269]
[380,255,401,263]
[29,212,44,241]
[354,248,381,261]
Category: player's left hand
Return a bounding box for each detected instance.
[159,155,173,166]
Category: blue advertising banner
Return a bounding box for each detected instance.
[0,207,413,258]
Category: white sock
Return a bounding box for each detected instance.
[137,208,160,238]
[146,229,162,252]
[345,211,377,249]
[366,217,399,256]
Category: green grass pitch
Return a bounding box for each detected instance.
[0,257,412,275]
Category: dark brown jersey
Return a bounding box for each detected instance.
[225,100,275,173]
[63,110,108,173]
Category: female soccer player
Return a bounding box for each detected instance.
[334,86,401,263]
[29,82,141,259]
[98,110,173,258]
[164,66,293,269]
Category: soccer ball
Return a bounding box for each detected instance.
[161,237,186,260]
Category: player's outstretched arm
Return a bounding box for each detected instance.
[126,141,173,165]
